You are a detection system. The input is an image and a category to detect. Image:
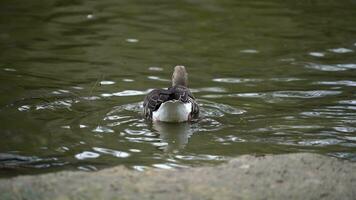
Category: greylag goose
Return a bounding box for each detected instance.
[143,65,199,122]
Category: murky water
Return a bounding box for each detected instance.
[1,0,356,177]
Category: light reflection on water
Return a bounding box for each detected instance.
[0,0,356,177]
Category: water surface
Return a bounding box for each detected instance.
[0,0,356,177]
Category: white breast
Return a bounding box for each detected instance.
[152,100,192,122]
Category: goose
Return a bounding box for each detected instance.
[143,65,199,122]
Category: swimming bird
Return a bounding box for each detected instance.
[143,65,199,122]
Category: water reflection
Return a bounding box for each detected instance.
[152,122,194,152]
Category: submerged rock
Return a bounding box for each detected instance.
[0,153,355,200]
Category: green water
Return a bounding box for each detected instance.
[0,0,356,177]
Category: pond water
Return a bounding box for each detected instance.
[0,0,356,177]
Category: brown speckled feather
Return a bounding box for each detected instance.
[143,86,199,120]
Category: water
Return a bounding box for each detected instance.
[0,0,356,177]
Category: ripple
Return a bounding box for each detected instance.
[300,104,356,119]
[194,118,223,132]
[240,49,259,53]
[233,93,265,98]
[309,52,325,57]
[125,137,161,143]
[113,89,150,97]
[147,76,170,82]
[104,115,130,121]
[191,87,227,93]
[0,153,40,165]
[72,86,84,90]
[3,68,17,72]
[82,96,100,101]
[100,80,115,85]
[328,48,353,53]
[78,165,97,172]
[132,165,148,171]
[86,14,94,19]
[271,90,341,98]
[18,105,30,111]
[334,127,356,133]
[215,135,245,143]
[212,78,261,83]
[101,93,113,97]
[107,119,138,127]
[199,99,246,116]
[269,78,303,82]
[148,67,163,71]
[298,139,341,146]
[122,78,134,82]
[336,64,356,69]
[126,38,139,43]
[316,81,356,87]
[124,128,149,136]
[339,100,356,105]
[93,147,130,158]
[129,149,141,153]
[108,102,143,115]
[92,126,114,133]
[75,151,100,160]
[152,163,174,169]
[175,154,226,161]
[305,63,347,71]
[35,99,78,110]
[328,152,356,161]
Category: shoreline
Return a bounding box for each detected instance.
[0,153,355,200]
